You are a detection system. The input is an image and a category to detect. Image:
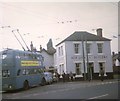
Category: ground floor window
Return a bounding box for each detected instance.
[75,63,81,75]
[59,64,64,75]
[99,62,105,75]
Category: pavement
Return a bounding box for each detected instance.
[58,79,119,83]
[55,79,120,87]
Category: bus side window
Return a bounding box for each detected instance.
[17,69,21,76]
[22,69,29,75]
[26,69,29,75]
[34,69,37,73]
[38,69,42,73]
[23,69,26,75]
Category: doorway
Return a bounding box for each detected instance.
[88,62,94,80]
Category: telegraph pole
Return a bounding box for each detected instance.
[82,35,86,80]
[85,37,90,81]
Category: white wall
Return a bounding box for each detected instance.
[56,42,67,74]
[56,40,113,74]
[41,51,54,69]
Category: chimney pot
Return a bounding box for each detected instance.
[30,41,33,51]
[97,28,103,37]
[40,45,42,51]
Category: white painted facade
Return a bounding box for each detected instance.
[55,38,113,79]
[40,49,54,70]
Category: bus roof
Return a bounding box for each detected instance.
[1,48,42,56]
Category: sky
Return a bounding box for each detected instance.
[0,1,118,53]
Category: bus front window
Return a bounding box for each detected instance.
[2,70,10,77]
[2,54,7,59]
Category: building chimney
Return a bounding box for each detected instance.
[97,28,103,37]
[47,39,53,50]
[30,41,33,51]
[40,45,42,52]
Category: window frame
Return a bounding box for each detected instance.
[74,43,80,54]
[97,43,103,53]
[75,63,81,75]
[86,43,91,54]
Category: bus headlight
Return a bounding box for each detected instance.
[8,85,12,89]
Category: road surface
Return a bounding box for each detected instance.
[2,80,120,100]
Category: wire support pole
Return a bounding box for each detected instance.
[82,35,86,81]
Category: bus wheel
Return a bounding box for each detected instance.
[23,80,29,90]
[41,78,46,86]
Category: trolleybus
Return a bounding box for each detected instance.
[1,49,46,91]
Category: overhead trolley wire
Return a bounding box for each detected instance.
[0,2,60,25]
[0,2,78,25]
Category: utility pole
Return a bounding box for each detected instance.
[85,37,89,81]
[82,34,86,80]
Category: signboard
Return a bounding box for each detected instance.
[21,61,41,66]
[71,55,107,60]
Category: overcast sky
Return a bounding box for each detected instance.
[0,2,118,53]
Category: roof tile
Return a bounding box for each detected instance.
[56,31,111,46]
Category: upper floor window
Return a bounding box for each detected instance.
[58,47,60,56]
[86,43,91,54]
[74,43,79,54]
[97,43,103,53]
[61,46,63,56]
[58,46,64,56]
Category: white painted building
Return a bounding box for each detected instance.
[112,52,120,67]
[40,48,54,70]
[55,29,113,80]
[39,39,56,72]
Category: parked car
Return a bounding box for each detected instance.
[43,72,53,84]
